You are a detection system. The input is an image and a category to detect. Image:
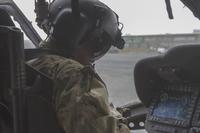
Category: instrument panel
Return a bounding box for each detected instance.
[146,84,200,133]
[134,45,200,133]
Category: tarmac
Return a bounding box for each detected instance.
[96,50,159,107]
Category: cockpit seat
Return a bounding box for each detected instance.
[0,9,64,133]
[0,9,15,26]
[0,9,15,133]
[134,45,200,106]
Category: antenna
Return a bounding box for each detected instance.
[165,0,174,19]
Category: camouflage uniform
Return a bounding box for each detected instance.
[28,54,129,133]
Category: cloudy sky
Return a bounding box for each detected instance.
[14,0,200,37]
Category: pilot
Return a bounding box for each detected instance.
[28,0,129,132]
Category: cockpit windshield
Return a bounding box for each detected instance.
[13,0,200,107]
[8,1,200,132]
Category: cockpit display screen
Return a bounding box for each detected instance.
[152,91,192,121]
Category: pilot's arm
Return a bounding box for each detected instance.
[29,54,129,133]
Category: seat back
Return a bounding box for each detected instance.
[0,26,23,133]
[0,9,15,26]
[0,9,15,102]
[0,9,64,133]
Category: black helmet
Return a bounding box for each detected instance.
[35,0,125,60]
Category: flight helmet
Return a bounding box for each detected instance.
[35,0,125,60]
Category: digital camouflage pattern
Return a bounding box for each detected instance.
[27,54,130,133]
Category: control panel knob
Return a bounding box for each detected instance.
[190,127,200,133]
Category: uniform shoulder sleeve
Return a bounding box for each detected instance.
[27,54,83,79]
[27,54,84,100]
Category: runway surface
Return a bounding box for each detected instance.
[96,50,159,107]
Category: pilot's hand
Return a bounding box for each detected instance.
[118,123,130,133]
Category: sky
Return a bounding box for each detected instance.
[14,0,200,37]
